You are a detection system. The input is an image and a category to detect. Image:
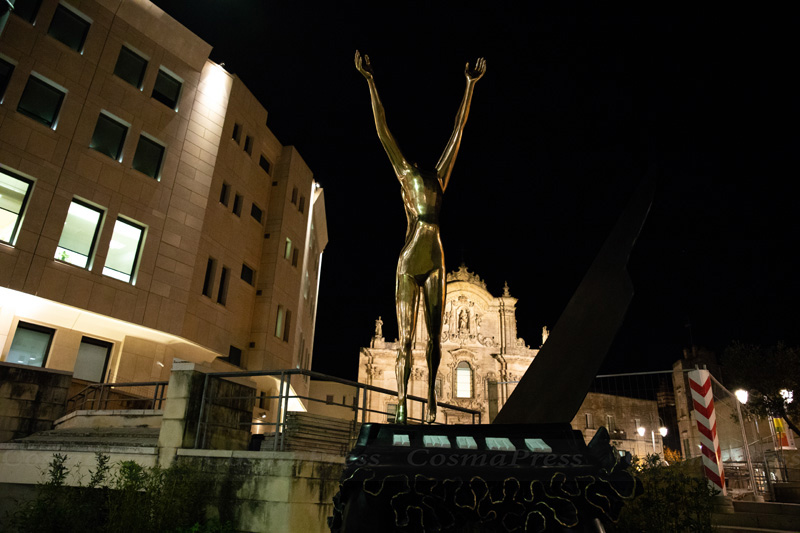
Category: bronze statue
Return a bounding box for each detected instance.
[355,51,485,423]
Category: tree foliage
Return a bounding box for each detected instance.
[722,341,800,436]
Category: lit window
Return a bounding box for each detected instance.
[17,74,66,128]
[152,68,181,109]
[219,182,230,206]
[485,437,514,451]
[217,266,229,305]
[284,238,291,260]
[243,135,252,155]
[0,169,33,245]
[6,322,55,367]
[423,435,451,448]
[102,217,145,283]
[89,112,128,161]
[250,203,263,223]
[0,57,14,101]
[73,337,112,382]
[232,193,242,216]
[55,199,103,268]
[48,4,91,53]
[132,134,164,179]
[241,263,255,285]
[456,436,477,450]
[259,155,271,174]
[113,46,147,89]
[232,123,241,143]
[455,361,472,398]
[202,257,216,297]
[274,306,285,338]
[11,0,42,23]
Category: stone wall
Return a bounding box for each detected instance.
[0,362,71,442]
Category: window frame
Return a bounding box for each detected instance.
[17,73,67,129]
[89,111,129,162]
[7,321,56,368]
[47,3,92,53]
[232,193,242,216]
[102,216,146,284]
[55,198,104,269]
[202,257,216,297]
[258,155,271,174]
[241,263,255,286]
[232,123,241,143]
[243,135,253,155]
[219,182,230,206]
[455,361,473,399]
[0,55,15,103]
[250,203,263,223]
[113,45,148,90]
[151,67,182,110]
[0,168,34,246]
[131,132,165,180]
[73,336,113,382]
[217,266,229,305]
[11,0,43,23]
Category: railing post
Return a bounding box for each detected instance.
[280,373,291,451]
[274,372,285,451]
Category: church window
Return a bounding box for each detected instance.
[455,361,472,398]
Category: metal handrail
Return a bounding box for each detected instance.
[66,381,168,413]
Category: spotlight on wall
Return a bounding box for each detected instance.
[637,427,645,437]
[735,389,749,405]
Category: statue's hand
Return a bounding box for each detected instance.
[465,57,486,82]
[355,50,375,80]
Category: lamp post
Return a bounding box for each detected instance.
[735,389,757,496]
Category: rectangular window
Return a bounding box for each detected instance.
[585,413,594,429]
[48,4,91,53]
[11,0,42,23]
[202,257,216,297]
[291,248,298,267]
[259,155,271,174]
[6,322,55,367]
[241,263,254,285]
[606,415,616,432]
[243,135,253,155]
[219,182,230,206]
[102,217,145,283]
[151,68,181,110]
[387,403,397,423]
[283,310,291,342]
[232,123,241,143]
[298,195,305,214]
[113,46,147,89]
[0,169,33,245]
[228,345,242,367]
[232,194,242,216]
[325,394,334,405]
[284,238,292,260]
[17,74,66,128]
[274,306,284,338]
[217,266,229,305]
[55,199,103,268]
[0,57,14,101]
[73,337,112,382]
[250,203,263,223]
[132,134,164,179]
[89,112,128,161]
[290,186,298,205]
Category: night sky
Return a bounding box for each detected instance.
[152,1,799,380]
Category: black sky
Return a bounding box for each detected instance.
[152,1,800,379]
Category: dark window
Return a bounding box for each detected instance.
[232,123,241,143]
[202,257,216,297]
[55,199,103,268]
[241,264,254,285]
[290,186,298,205]
[0,58,14,100]
[325,395,334,405]
[48,4,90,53]
[113,46,147,89]
[243,135,252,155]
[227,345,242,367]
[17,75,65,128]
[219,182,230,206]
[152,69,181,109]
[102,217,145,283]
[74,337,112,382]
[11,0,42,23]
[0,169,33,245]
[232,193,242,216]
[217,266,229,305]
[283,310,291,342]
[89,113,127,160]
[259,155,271,174]
[291,248,298,267]
[132,135,164,178]
[250,203,263,223]
[298,195,305,214]
[6,322,55,367]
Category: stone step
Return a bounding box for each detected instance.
[713,510,800,531]
[9,427,160,449]
[733,501,800,517]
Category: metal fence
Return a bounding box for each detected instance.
[67,381,168,413]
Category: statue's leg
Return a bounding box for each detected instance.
[423,268,445,423]
[395,272,418,424]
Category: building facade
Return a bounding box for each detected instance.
[0,0,326,403]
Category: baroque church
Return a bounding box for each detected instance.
[357,266,543,424]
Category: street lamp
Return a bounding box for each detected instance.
[735,389,749,405]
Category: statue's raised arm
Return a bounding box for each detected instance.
[435,57,486,191]
[355,51,411,177]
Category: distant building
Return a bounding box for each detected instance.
[0,0,326,408]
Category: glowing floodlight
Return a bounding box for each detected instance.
[735,389,749,405]
[637,426,645,437]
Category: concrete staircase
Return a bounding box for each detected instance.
[8,427,161,451]
[261,412,359,456]
[713,501,800,532]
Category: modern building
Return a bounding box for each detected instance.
[0,0,326,407]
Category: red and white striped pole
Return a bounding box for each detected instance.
[689,369,726,495]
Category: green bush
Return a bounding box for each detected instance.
[613,454,717,533]
[8,453,233,533]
